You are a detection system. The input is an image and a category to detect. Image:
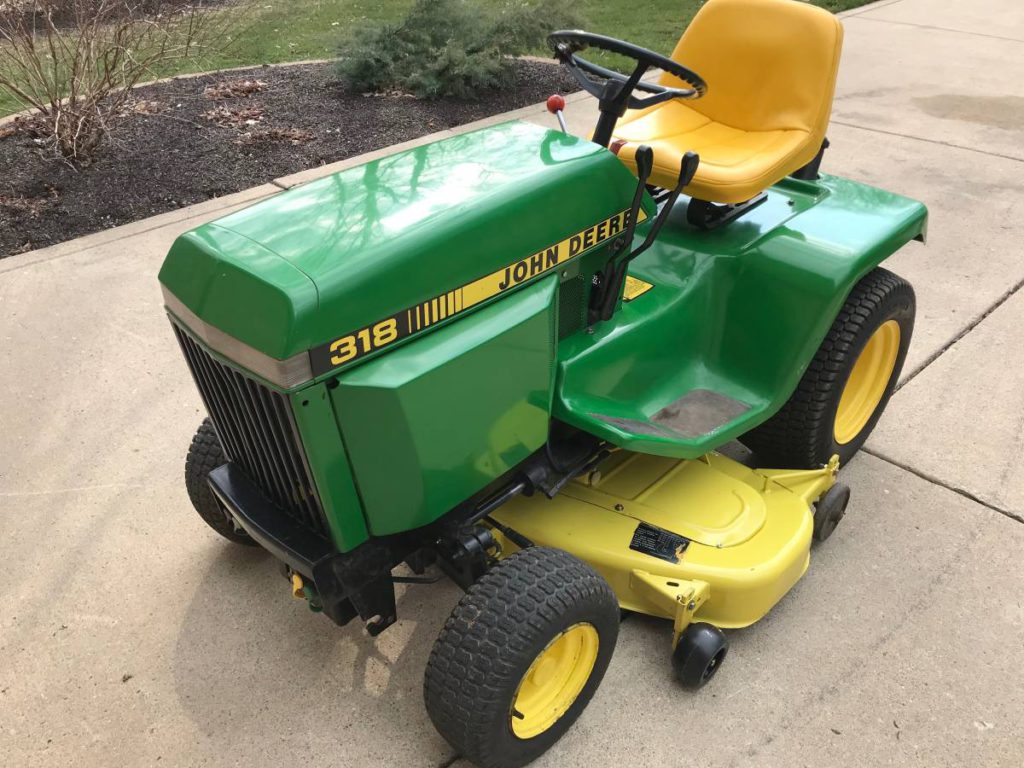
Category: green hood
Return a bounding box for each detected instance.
[159,121,645,373]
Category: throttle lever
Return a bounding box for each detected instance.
[677,150,700,188]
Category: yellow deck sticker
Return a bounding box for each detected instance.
[310,207,648,376]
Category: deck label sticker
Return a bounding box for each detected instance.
[629,522,690,563]
[309,207,648,376]
[622,276,654,302]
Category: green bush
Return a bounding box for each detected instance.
[337,0,583,99]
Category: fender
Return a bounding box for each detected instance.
[554,173,927,458]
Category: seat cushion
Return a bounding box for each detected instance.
[612,103,814,203]
[608,0,843,204]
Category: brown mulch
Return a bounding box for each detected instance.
[0,60,579,258]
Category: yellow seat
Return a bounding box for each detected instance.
[610,0,844,204]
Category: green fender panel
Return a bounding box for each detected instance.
[554,174,928,458]
[332,276,558,536]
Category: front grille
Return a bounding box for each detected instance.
[172,322,331,539]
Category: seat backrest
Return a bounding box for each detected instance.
[661,0,843,136]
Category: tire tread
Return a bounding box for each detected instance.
[424,547,618,768]
[741,267,914,468]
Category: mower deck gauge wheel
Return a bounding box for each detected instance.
[673,622,729,689]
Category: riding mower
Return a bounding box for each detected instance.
[159,1,926,765]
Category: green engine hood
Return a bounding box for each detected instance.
[159,121,644,379]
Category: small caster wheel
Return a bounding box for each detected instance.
[813,483,850,543]
[672,622,728,689]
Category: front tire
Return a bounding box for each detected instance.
[185,418,256,545]
[741,268,915,468]
[424,547,619,768]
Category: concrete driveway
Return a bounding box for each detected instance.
[2,1,1022,766]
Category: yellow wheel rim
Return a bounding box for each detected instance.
[834,320,901,444]
[510,623,599,740]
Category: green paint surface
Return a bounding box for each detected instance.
[556,175,927,457]
[289,384,369,551]
[160,120,926,546]
[333,276,557,535]
[160,122,642,364]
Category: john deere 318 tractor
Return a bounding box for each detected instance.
[160,1,926,765]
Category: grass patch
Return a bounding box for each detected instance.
[0,0,875,118]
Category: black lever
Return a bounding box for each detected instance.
[589,145,654,324]
[610,144,653,261]
[632,145,655,189]
[590,150,701,324]
[623,151,699,264]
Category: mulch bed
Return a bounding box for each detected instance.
[0,60,579,258]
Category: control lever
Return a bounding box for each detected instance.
[589,145,654,324]
[625,150,700,263]
[546,94,569,133]
[590,149,701,324]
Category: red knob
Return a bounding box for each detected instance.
[546,94,566,113]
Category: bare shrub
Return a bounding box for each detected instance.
[0,1,238,163]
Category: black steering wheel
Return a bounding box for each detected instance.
[548,30,707,147]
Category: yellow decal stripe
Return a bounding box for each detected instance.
[310,206,647,376]
[459,208,645,312]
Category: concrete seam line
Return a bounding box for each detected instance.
[829,120,1024,165]
[895,275,1024,393]
[862,448,1024,526]
[848,14,1024,45]
[839,0,906,19]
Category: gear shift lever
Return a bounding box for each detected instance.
[546,94,569,134]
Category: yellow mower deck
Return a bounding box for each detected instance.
[490,452,838,642]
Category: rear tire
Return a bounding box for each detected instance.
[741,267,915,468]
[185,418,256,545]
[424,547,619,768]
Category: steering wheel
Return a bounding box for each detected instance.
[548,30,707,147]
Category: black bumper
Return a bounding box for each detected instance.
[207,462,402,633]
[208,463,332,575]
